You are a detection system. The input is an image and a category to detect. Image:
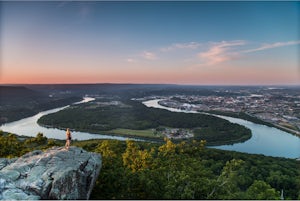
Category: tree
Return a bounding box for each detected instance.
[0,133,26,158]
[24,133,48,147]
[122,140,152,172]
[158,138,176,157]
[207,159,244,199]
[246,180,280,200]
[96,140,117,158]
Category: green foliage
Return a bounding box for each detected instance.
[24,132,48,147]
[158,138,177,157]
[88,139,299,200]
[207,159,245,199]
[0,86,82,125]
[38,99,251,145]
[246,180,280,200]
[0,132,298,200]
[122,140,152,172]
[0,132,63,158]
[95,140,118,158]
[0,133,27,158]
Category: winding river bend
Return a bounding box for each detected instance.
[0,97,131,141]
[1,98,299,158]
[143,99,300,159]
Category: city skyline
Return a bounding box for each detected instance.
[1,1,300,85]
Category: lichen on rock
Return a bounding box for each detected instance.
[0,146,102,200]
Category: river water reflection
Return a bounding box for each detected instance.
[1,98,299,158]
[143,99,300,159]
[0,97,131,141]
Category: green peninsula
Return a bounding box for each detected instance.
[38,99,251,146]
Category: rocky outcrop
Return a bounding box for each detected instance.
[0,146,102,200]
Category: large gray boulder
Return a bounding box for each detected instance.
[0,146,102,200]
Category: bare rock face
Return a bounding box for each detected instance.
[0,146,102,200]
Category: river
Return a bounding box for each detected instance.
[0,97,132,141]
[143,99,300,159]
[1,98,299,158]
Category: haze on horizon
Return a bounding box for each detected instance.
[1,1,300,85]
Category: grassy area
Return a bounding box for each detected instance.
[107,128,164,138]
[38,99,252,145]
[279,122,299,131]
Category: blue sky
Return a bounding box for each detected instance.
[1,1,300,85]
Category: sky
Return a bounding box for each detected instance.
[1,1,300,85]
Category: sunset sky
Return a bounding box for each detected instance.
[1,1,300,85]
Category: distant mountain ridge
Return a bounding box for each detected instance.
[0,86,81,124]
[0,86,47,105]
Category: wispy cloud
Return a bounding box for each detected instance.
[243,40,300,53]
[198,40,246,65]
[160,42,201,52]
[127,58,137,63]
[142,51,157,60]
[130,40,299,66]
[196,40,300,66]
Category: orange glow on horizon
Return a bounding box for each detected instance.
[1,65,299,85]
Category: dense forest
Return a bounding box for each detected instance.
[0,86,81,124]
[38,99,251,145]
[0,84,236,125]
[0,131,299,199]
[0,84,260,125]
[2,84,300,199]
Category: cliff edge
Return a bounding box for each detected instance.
[0,146,102,200]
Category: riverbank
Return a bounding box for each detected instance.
[2,98,299,158]
[36,122,252,146]
[0,96,83,126]
[157,99,300,138]
[205,110,300,137]
[37,98,253,146]
[1,131,299,200]
[144,99,300,159]
[36,123,159,142]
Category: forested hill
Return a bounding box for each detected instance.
[0,86,81,124]
[38,99,252,146]
[27,83,245,98]
[0,132,299,199]
[0,86,46,104]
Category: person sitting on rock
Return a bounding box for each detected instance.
[65,128,72,150]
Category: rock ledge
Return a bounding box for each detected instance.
[0,146,101,200]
